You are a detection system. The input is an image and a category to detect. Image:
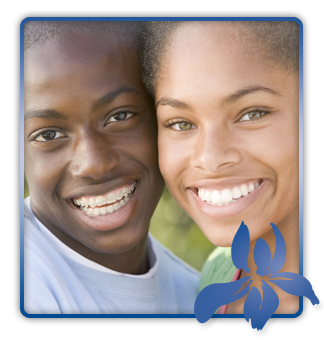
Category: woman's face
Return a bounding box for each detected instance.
[155,24,299,246]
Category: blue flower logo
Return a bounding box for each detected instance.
[195,222,319,330]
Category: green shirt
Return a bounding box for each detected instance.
[199,247,237,292]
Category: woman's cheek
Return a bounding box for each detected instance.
[158,133,187,182]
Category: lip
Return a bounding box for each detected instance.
[73,181,136,207]
[189,179,269,219]
[67,179,140,232]
[188,177,262,190]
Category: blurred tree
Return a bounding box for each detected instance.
[24,175,29,198]
[150,187,215,271]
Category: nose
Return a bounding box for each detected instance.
[191,126,242,173]
[70,133,119,180]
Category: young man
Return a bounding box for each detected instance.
[23,21,199,315]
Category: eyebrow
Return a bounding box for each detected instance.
[156,86,281,111]
[156,97,192,110]
[24,86,144,121]
[91,86,143,111]
[222,86,282,105]
[24,109,67,121]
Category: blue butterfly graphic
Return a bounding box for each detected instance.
[195,222,319,330]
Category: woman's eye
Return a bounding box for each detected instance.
[240,110,267,122]
[172,122,196,131]
[34,130,66,142]
[107,112,134,123]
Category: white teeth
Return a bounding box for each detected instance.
[221,189,233,203]
[96,196,105,205]
[82,195,131,216]
[100,207,107,215]
[89,198,96,208]
[211,190,221,205]
[232,187,241,199]
[199,189,205,199]
[248,183,255,193]
[205,190,212,202]
[74,182,136,216]
[240,184,249,196]
[198,181,261,206]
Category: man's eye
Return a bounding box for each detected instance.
[172,122,196,131]
[34,130,66,142]
[240,110,267,122]
[106,112,134,123]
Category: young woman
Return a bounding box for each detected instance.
[142,20,300,314]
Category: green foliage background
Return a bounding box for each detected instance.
[150,187,215,271]
[24,178,215,271]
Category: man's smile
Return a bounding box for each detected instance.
[73,181,137,216]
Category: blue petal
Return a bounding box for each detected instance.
[254,238,272,276]
[244,281,279,331]
[267,223,286,275]
[232,221,250,273]
[268,272,320,305]
[195,276,251,323]
[243,287,262,323]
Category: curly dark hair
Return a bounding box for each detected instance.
[24,20,144,52]
[141,21,299,96]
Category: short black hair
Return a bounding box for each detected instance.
[141,21,299,96]
[24,20,144,52]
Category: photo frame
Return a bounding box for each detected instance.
[20,17,306,324]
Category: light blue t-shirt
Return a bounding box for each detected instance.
[24,198,200,315]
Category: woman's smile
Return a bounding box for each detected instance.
[155,23,299,246]
[196,178,262,206]
[188,178,269,220]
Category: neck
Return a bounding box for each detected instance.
[34,210,151,275]
[31,200,151,275]
[228,209,299,314]
[82,233,150,275]
[246,212,299,275]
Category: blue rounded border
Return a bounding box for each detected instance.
[20,16,303,319]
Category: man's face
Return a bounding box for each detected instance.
[24,32,164,255]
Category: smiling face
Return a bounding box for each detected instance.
[24,32,164,259]
[156,23,299,247]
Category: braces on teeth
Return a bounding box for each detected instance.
[73,182,136,216]
[198,181,260,207]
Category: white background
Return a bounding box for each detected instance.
[3,1,323,341]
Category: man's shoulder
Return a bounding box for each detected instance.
[149,235,200,312]
[199,247,237,291]
[23,199,80,314]
[150,235,200,282]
